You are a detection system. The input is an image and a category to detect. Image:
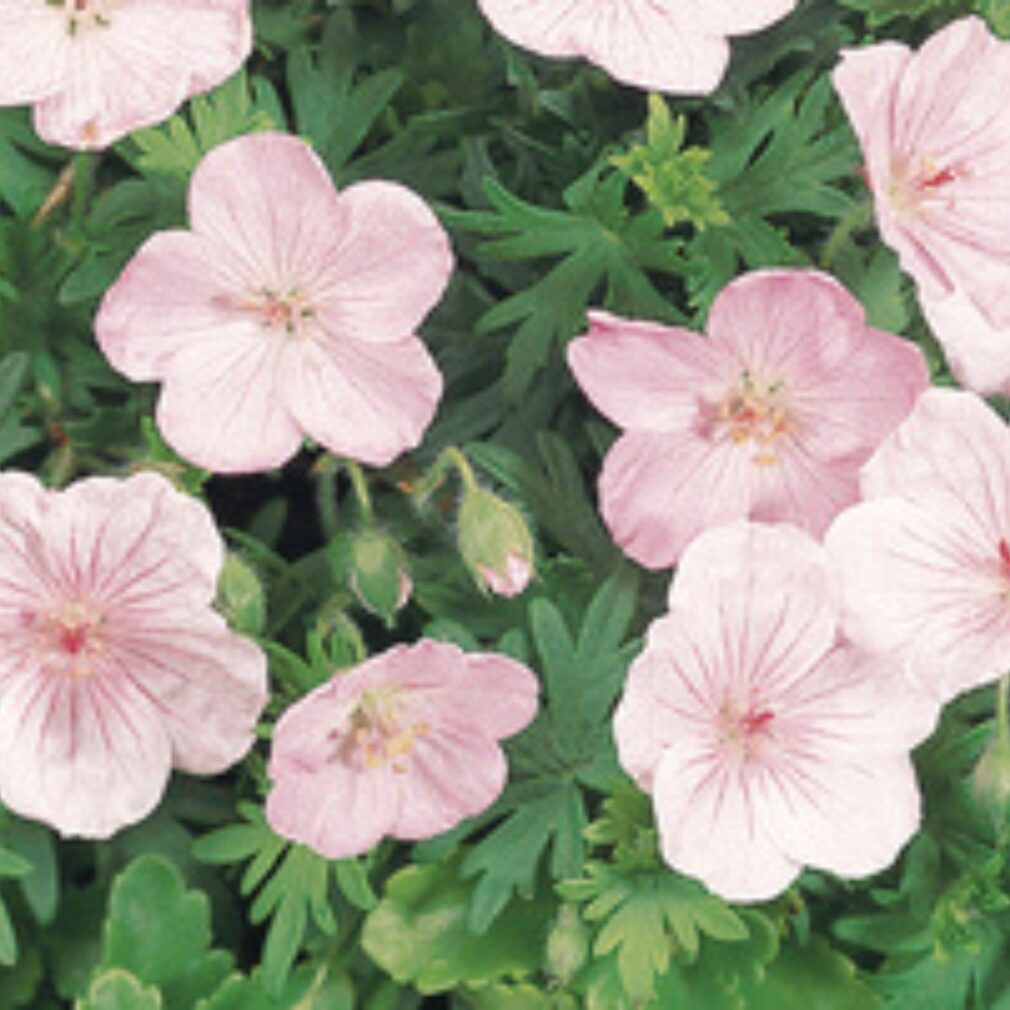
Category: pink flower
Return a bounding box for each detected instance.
[614,521,935,902]
[96,132,452,474]
[265,640,539,858]
[826,388,1010,704]
[833,17,1010,391]
[0,0,251,150]
[567,270,929,570]
[476,0,797,94]
[0,470,267,838]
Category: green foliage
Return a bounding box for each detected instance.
[77,970,162,1010]
[361,854,549,994]
[286,18,404,175]
[447,167,685,402]
[97,855,230,1009]
[193,803,375,994]
[611,94,729,230]
[126,71,276,180]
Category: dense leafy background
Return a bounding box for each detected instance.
[2,0,1010,1006]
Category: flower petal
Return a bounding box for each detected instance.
[283,333,442,468]
[155,328,304,473]
[107,610,266,775]
[0,664,171,838]
[312,181,453,344]
[187,132,345,285]
[598,431,754,569]
[567,310,723,431]
[96,230,256,384]
[652,739,801,903]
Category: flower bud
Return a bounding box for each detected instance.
[456,487,534,597]
[215,553,266,636]
[974,727,1010,831]
[546,904,590,984]
[334,527,412,626]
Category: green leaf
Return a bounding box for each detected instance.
[462,783,586,933]
[563,864,748,1002]
[2,818,58,925]
[449,169,685,402]
[77,970,162,1010]
[126,71,275,180]
[287,19,403,173]
[361,854,549,994]
[98,855,230,1010]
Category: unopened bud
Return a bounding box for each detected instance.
[216,553,266,636]
[974,727,1010,831]
[457,487,534,597]
[546,905,589,984]
[333,527,411,626]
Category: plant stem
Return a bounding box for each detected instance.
[343,459,374,522]
[820,199,873,271]
[409,445,478,507]
[313,454,340,540]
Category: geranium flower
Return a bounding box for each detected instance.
[0,0,252,150]
[265,640,539,858]
[0,471,268,838]
[833,17,1010,392]
[476,0,797,94]
[96,132,452,473]
[826,388,1010,704]
[567,269,928,569]
[613,521,936,902]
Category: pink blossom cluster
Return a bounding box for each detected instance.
[5,0,1010,912]
[571,261,1010,899]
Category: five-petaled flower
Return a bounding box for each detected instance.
[827,387,1010,704]
[833,17,1010,394]
[0,0,252,149]
[567,269,929,569]
[265,640,539,858]
[613,521,936,902]
[476,0,797,95]
[96,132,453,473]
[0,470,267,838]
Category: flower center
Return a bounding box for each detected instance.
[246,287,316,339]
[333,688,430,774]
[715,370,792,466]
[56,0,114,34]
[888,153,960,217]
[34,600,105,677]
[718,699,776,759]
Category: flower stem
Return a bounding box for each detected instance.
[343,460,374,523]
[820,199,874,271]
[409,445,479,506]
[313,455,341,540]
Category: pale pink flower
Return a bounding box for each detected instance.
[826,388,1010,704]
[0,470,268,838]
[96,132,452,474]
[567,269,929,570]
[265,640,539,858]
[476,0,797,94]
[614,521,936,902]
[833,17,1010,391]
[0,0,251,150]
